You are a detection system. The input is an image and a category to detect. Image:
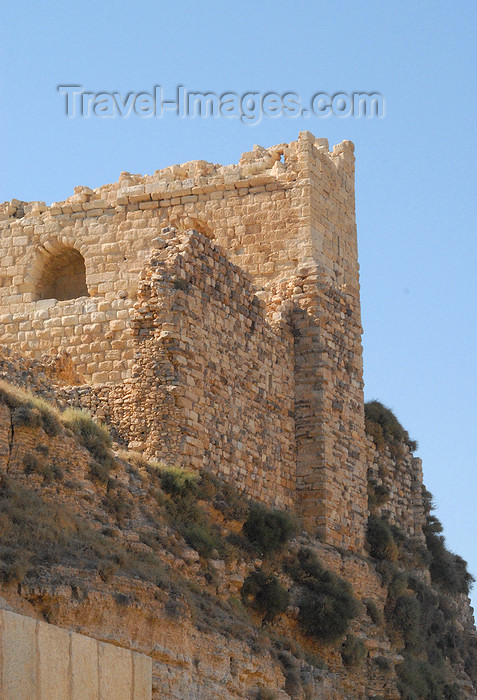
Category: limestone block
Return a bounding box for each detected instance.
[0,610,38,700]
[37,621,70,700]
[98,641,133,700]
[133,651,152,700]
[70,631,99,700]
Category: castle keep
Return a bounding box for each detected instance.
[0,132,371,551]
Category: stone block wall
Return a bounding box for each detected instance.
[366,437,426,541]
[0,296,135,384]
[127,228,296,507]
[285,134,368,549]
[0,134,310,386]
[59,228,297,509]
[0,608,152,699]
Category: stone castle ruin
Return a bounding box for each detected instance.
[0,131,425,553]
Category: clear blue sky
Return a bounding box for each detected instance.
[1,2,476,605]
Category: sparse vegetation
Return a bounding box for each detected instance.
[62,408,114,476]
[22,452,63,483]
[145,463,230,558]
[0,380,61,437]
[0,478,169,589]
[1,377,476,697]
[200,470,249,520]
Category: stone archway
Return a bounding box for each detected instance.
[36,246,89,301]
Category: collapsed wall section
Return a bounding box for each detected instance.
[122,228,296,508]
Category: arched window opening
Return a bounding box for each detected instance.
[37,248,89,301]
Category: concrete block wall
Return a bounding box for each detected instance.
[0,608,152,699]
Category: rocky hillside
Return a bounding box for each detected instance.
[0,348,476,699]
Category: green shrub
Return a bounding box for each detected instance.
[242,503,297,555]
[396,655,447,700]
[255,688,277,700]
[390,594,422,649]
[287,548,359,643]
[161,473,230,559]
[180,521,224,558]
[387,570,409,601]
[13,405,41,429]
[367,479,390,512]
[423,493,474,595]
[426,530,474,595]
[114,592,134,606]
[341,633,366,668]
[23,452,41,474]
[367,515,398,561]
[365,401,417,452]
[23,452,62,483]
[155,464,199,497]
[241,570,290,622]
[375,559,398,586]
[375,656,393,671]
[102,487,133,523]
[364,598,384,625]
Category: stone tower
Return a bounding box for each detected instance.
[0,131,367,551]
